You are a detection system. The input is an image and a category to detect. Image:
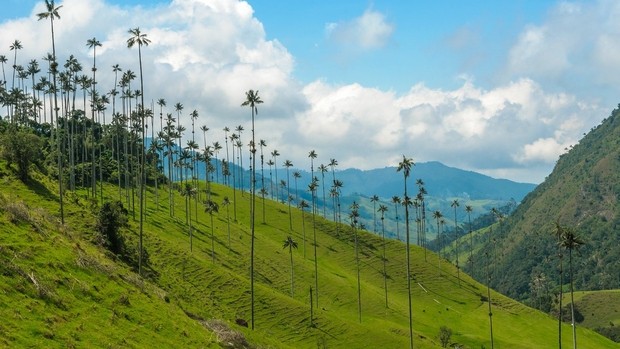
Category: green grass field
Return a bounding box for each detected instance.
[0,162,617,348]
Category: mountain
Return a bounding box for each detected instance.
[465,105,620,305]
[327,162,535,200]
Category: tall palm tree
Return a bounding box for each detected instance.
[378,204,389,308]
[0,55,7,88]
[291,171,301,201]
[434,210,444,275]
[308,178,319,307]
[308,150,317,212]
[258,139,267,221]
[283,236,298,297]
[318,164,328,218]
[349,202,362,323]
[298,200,309,258]
[9,40,23,91]
[174,102,184,183]
[222,196,231,248]
[37,0,64,225]
[451,199,461,285]
[391,196,401,241]
[234,125,244,192]
[271,149,280,200]
[127,27,151,276]
[559,224,585,349]
[241,89,262,330]
[396,155,415,349]
[328,158,338,220]
[205,199,220,263]
[87,37,102,198]
[284,159,293,230]
[370,194,379,233]
[486,224,495,349]
[465,205,474,272]
[223,126,230,184]
[181,183,196,251]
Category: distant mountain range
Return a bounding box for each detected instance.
[184,154,537,240]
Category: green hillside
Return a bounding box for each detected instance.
[565,290,620,342]
[464,106,620,303]
[0,160,616,348]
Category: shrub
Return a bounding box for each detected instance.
[95,201,128,255]
[0,127,43,181]
[438,325,452,348]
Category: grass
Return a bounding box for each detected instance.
[564,289,620,342]
[0,161,617,348]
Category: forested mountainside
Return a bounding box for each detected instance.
[465,105,620,302]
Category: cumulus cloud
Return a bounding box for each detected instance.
[503,0,620,100]
[325,9,394,51]
[0,0,611,184]
[290,77,601,182]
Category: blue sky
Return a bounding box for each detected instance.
[1,0,617,184]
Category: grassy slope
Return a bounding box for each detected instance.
[565,289,620,341]
[0,162,616,348]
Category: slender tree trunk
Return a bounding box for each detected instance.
[569,249,576,349]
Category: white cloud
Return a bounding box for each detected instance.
[325,9,394,51]
[0,0,612,185]
[503,0,620,100]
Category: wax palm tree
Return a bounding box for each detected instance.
[283,236,298,297]
[465,205,474,272]
[349,202,362,323]
[396,155,414,349]
[391,196,401,241]
[559,225,585,349]
[433,210,444,274]
[308,178,320,307]
[223,126,230,184]
[37,0,64,224]
[27,59,40,117]
[328,158,338,220]
[271,149,280,200]
[284,159,293,230]
[332,179,344,224]
[552,221,565,349]
[127,27,151,275]
[181,183,196,251]
[451,199,461,285]
[9,40,23,91]
[0,55,7,88]
[318,164,328,218]
[241,89,262,330]
[174,102,183,182]
[370,194,379,233]
[212,141,222,183]
[298,199,309,258]
[486,224,495,349]
[378,204,389,307]
[308,150,317,211]
[205,199,220,263]
[266,159,274,200]
[87,37,101,198]
[293,171,301,201]
[234,125,244,192]
[222,196,231,248]
[256,139,267,221]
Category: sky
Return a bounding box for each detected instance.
[1,0,618,184]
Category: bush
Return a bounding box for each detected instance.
[95,201,128,255]
[438,325,452,348]
[0,126,43,181]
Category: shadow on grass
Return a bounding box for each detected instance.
[24,176,58,202]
